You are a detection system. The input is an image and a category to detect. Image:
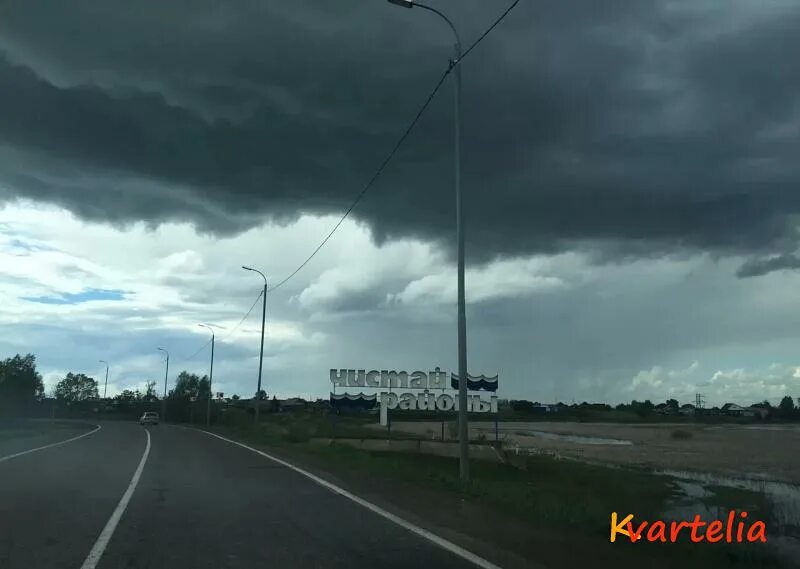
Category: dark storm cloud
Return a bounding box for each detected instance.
[1,0,800,263]
[737,254,800,278]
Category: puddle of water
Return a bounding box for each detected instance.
[516,430,633,446]
[661,469,800,529]
[672,480,713,499]
[662,469,800,565]
[741,425,800,431]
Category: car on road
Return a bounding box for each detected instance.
[139,412,159,426]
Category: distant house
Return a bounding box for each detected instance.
[720,403,768,419]
[679,404,696,416]
[655,402,679,415]
[721,403,747,416]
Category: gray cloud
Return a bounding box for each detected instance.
[1,0,800,266]
[5,204,800,405]
[737,254,800,278]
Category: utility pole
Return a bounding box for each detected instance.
[158,347,169,421]
[199,324,215,427]
[242,266,268,427]
[99,360,109,399]
[387,0,470,484]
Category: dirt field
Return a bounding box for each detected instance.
[389,420,800,483]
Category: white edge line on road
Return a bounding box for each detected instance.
[0,424,102,463]
[80,428,151,569]
[199,429,503,569]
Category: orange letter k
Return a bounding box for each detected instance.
[610,512,635,543]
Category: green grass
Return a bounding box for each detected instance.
[305,444,674,533]
[216,411,674,533]
[218,408,426,441]
[210,412,787,568]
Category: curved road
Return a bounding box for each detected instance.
[0,421,489,569]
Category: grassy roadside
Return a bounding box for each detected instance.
[204,411,787,569]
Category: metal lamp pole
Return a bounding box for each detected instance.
[387,0,469,483]
[158,347,169,420]
[199,324,215,426]
[99,360,109,399]
[242,266,267,427]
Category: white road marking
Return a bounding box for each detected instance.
[0,424,102,463]
[199,429,504,569]
[80,428,151,569]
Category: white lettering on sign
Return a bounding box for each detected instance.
[381,392,399,408]
[380,370,408,388]
[378,392,498,425]
[436,394,454,411]
[409,371,426,388]
[398,393,416,410]
[330,369,348,388]
[429,368,448,389]
[365,370,380,388]
[330,368,499,427]
[331,368,476,390]
[350,370,366,387]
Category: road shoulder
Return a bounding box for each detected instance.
[196,425,580,569]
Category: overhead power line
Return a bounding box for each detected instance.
[179,337,212,363]
[270,68,450,292]
[221,289,264,341]
[177,289,264,362]
[174,1,520,363]
[460,0,520,62]
[269,0,520,292]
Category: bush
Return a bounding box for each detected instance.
[671,429,692,440]
[283,422,311,443]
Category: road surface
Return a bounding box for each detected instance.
[0,421,493,569]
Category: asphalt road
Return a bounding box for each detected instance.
[0,421,489,569]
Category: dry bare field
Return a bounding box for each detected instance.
[390,420,800,483]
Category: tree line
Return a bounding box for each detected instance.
[508,396,800,419]
[0,354,44,416]
[0,353,255,418]
[8,351,796,420]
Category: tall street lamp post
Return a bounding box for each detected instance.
[157,347,169,421]
[99,360,109,399]
[387,0,470,483]
[242,266,267,427]
[199,324,215,427]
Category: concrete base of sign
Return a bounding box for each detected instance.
[309,437,504,463]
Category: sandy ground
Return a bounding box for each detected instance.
[388,420,800,483]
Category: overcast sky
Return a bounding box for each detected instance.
[2,0,800,407]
